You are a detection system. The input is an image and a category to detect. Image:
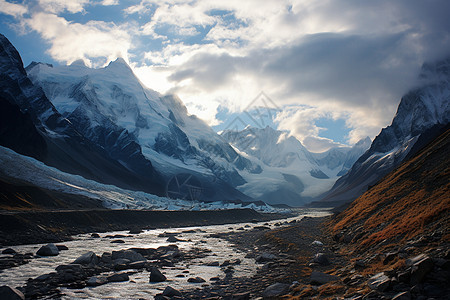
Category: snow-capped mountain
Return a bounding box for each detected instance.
[26,51,259,202]
[312,137,372,176]
[317,57,450,207]
[221,126,369,206]
[0,33,166,196]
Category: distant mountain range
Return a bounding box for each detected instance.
[1,33,448,209]
[221,126,370,206]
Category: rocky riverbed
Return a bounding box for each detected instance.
[0,209,330,299]
[1,208,448,299]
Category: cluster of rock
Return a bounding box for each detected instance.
[0,248,33,271]
[9,240,214,299]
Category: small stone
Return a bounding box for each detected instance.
[2,248,16,255]
[392,291,411,300]
[255,253,276,263]
[149,267,166,282]
[262,282,290,298]
[91,233,100,238]
[310,271,339,285]
[188,276,206,283]
[368,272,390,292]
[207,261,220,266]
[111,239,125,244]
[107,272,129,282]
[36,244,59,256]
[312,253,330,265]
[87,276,107,286]
[0,286,25,300]
[232,291,250,300]
[162,286,182,297]
[221,260,230,267]
[311,241,323,246]
[354,260,366,268]
[384,252,398,264]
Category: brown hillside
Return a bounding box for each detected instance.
[330,128,450,253]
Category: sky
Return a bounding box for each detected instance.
[1,0,450,152]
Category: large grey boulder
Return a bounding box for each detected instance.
[72,251,98,265]
[111,250,146,263]
[36,243,59,256]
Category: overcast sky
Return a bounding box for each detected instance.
[1,0,449,152]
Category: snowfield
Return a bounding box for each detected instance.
[0,146,287,213]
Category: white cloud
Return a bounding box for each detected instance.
[5,0,449,150]
[0,0,27,17]
[101,0,118,5]
[38,0,90,14]
[25,12,132,67]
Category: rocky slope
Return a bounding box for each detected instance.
[317,58,450,207]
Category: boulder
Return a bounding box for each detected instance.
[406,254,434,284]
[187,276,206,283]
[262,282,290,298]
[2,248,16,255]
[36,243,59,256]
[91,233,100,238]
[0,286,25,300]
[162,286,182,297]
[310,271,339,285]
[107,272,129,282]
[56,264,83,273]
[111,250,146,263]
[149,267,166,282]
[255,252,276,263]
[367,272,390,292]
[312,253,330,265]
[87,276,108,287]
[72,251,98,265]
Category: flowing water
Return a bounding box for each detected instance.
[0,209,330,299]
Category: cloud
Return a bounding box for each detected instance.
[0,0,27,17]
[38,0,90,14]
[4,0,450,151]
[25,12,132,66]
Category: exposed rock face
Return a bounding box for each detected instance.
[318,58,450,207]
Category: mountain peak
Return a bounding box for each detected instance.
[70,59,87,67]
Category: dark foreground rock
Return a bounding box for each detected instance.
[0,286,25,300]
